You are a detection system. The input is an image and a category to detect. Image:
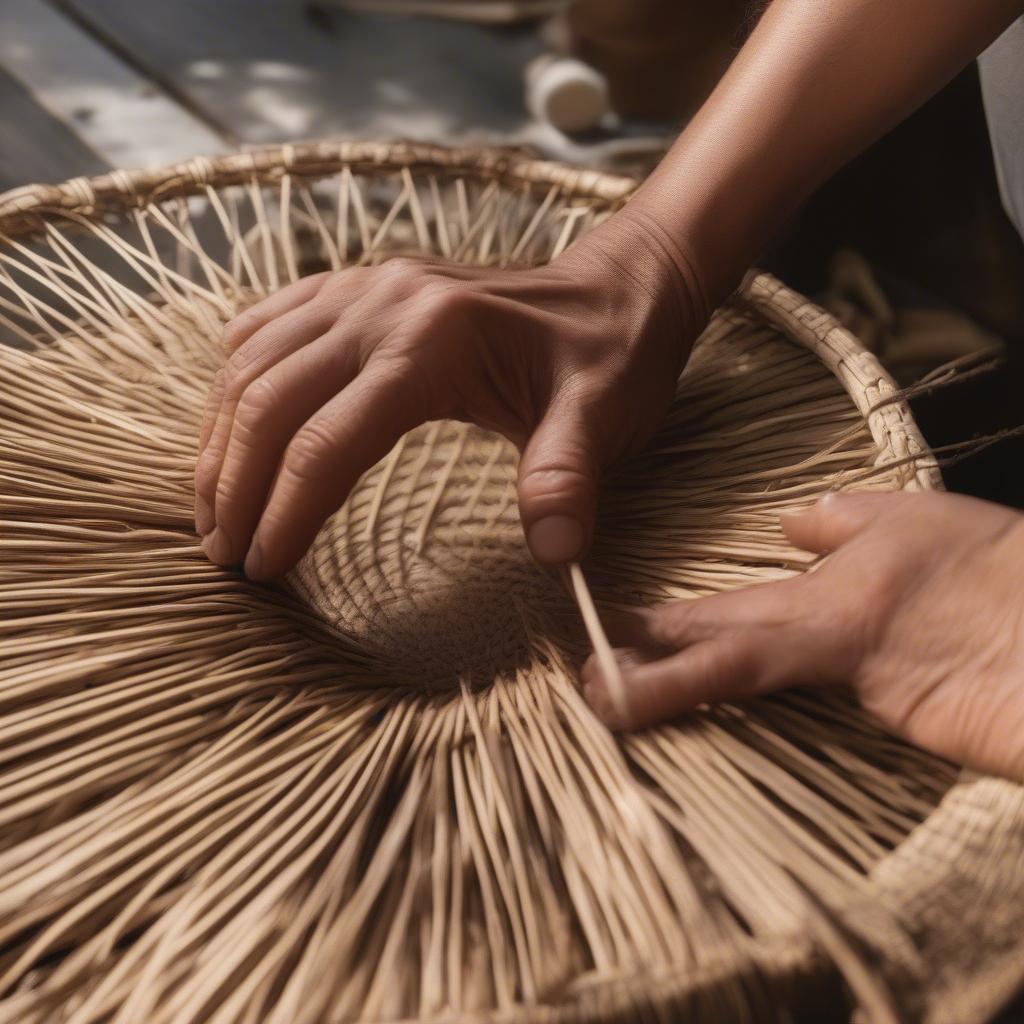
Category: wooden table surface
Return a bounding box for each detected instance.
[0,0,543,193]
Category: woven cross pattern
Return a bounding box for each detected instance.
[1,143,1023,1024]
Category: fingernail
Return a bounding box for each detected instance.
[201,528,233,566]
[244,537,267,581]
[527,515,585,564]
[194,495,214,537]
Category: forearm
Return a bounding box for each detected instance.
[593,0,1024,319]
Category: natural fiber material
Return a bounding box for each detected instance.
[0,142,1022,1023]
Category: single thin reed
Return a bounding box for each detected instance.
[0,144,1020,1024]
[568,563,626,717]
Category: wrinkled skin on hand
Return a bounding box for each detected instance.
[583,491,1024,781]
[194,229,702,581]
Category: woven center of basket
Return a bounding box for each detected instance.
[290,421,569,688]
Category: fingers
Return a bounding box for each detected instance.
[199,328,362,567]
[583,638,769,730]
[194,298,341,535]
[197,261,477,573]
[614,579,811,650]
[200,298,339,461]
[196,368,225,454]
[221,272,331,355]
[517,397,602,564]
[242,355,431,580]
[582,575,848,730]
[780,491,912,555]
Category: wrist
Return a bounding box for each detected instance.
[559,205,715,350]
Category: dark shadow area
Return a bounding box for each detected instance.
[764,66,1024,510]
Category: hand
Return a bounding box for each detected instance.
[194,216,707,580]
[583,491,1024,780]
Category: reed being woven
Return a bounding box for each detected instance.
[1,142,1023,1024]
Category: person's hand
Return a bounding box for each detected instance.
[194,216,707,580]
[582,490,1024,780]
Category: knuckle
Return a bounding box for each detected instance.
[367,352,423,392]
[222,348,257,400]
[214,470,237,509]
[415,278,464,320]
[284,424,335,480]
[652,600,701,647]
[251,506,286,543]
[317,266,360,298]
[194,448,222,494]
[367,354,436,419]
[380,256,416,281]
[222,312,258,351]
[520,464,595,505]
[234,376,280,433]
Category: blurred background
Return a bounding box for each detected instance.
[2,0,1023,505]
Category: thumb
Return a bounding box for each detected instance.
[781,490,913,555]
[517,398,602,564]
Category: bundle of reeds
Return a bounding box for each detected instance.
[1,142,1022,1023]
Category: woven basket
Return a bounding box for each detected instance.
[1,142,1023,1024]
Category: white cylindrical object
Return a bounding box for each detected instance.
[526,56,610,134]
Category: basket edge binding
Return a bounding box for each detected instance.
[739,271,942,494]
[0,140,638,239]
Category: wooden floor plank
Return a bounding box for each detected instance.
[0,0,229,171]
[0,65,108,193]
[60,0,539,146]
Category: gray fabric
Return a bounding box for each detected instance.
[979,16,1024,240]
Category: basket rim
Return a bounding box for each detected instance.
[735,272,941,493]
[0,140,638,239]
